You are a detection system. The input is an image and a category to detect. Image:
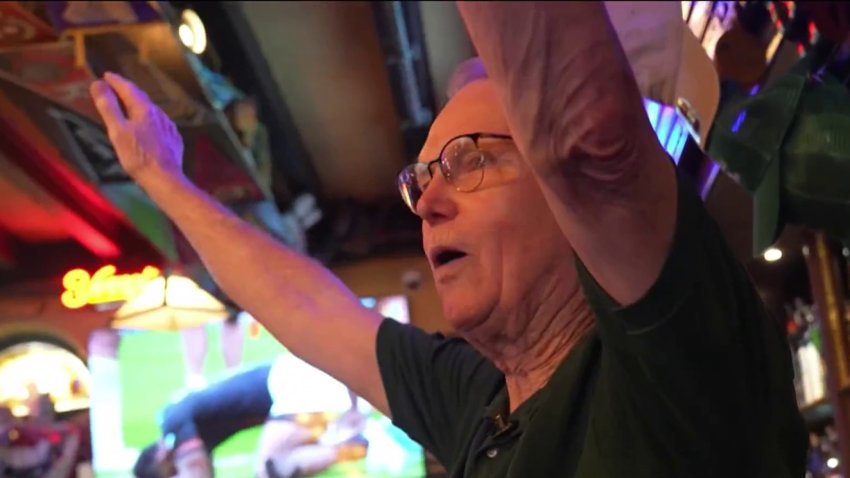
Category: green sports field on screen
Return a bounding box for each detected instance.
[93,318,425,478]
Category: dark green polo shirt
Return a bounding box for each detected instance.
[376,173,807,477]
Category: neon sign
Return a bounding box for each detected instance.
[61,265,161,309]
[644,98,696,163]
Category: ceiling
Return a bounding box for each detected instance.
[175,0,477,262]
[234,1,473,203]
[241,2,405,202]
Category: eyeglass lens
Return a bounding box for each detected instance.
[398,136,486,213]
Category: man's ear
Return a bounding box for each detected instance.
[446,57,489,100]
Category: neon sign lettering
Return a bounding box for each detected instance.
[61,265,161,309]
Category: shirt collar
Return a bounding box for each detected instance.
[480,329,601,431]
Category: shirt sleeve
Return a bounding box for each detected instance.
[375,319,503,469]
[575,172,805,474]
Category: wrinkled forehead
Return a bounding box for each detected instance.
[418,79,511,162]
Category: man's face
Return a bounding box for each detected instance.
[417,80,577,334]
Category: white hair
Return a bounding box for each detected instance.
[446,57,488,100]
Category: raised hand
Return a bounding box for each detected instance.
[89,72,184,183]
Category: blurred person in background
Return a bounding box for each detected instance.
[93,2,805,476]
[133,359,366,478]
[180,310,251,390]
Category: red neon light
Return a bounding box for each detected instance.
[0,112,123,259]
[0,231,14,268]
[59,210,121,258]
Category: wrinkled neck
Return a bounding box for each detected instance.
[466,278,595,413]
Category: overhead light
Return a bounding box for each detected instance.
[763,247,783,262]
[179,8,207,55]
[112,274,227,331]
[828,457,839,469]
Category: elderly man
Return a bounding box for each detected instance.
[90,2,806,477]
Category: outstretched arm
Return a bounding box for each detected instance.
[90,73,390,416]
[458,2,677,306]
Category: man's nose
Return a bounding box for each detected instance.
[416,170,458,224]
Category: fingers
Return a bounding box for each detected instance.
[102,71,151,118]
[90,80,126,132]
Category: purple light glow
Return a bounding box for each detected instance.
[731,110,747,133]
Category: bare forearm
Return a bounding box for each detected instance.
[137,171,387,411]
[458,2,650,171]
[140,172,346,323]
[458,1,676,305]
[90,71,388,414]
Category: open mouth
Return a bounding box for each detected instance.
[431,247,468,268]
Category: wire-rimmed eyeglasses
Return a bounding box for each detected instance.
[397,133,513,214]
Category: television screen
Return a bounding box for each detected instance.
[89,295,424,477]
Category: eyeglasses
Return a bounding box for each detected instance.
[397,133,513,214]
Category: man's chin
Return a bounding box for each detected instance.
[441,301,492,335]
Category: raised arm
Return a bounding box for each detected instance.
[90,73,390,416]
[457,2,678,306]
